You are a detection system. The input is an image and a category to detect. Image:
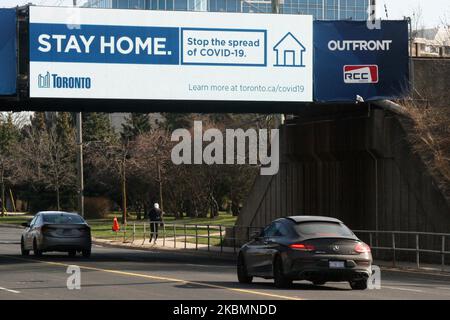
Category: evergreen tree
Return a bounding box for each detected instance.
[56,112,74,145]
[162,113,193,131]
[83,112,116,143]
[30,112,47,131]
[121,113,151,141]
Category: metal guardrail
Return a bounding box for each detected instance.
[101,222,262,254]
[352,230,450,271]
[100,223,450,270]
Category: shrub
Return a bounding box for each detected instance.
[84,197,112,219]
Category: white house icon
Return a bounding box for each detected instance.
[273,32,306,67]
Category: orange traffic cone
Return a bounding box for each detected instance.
[112,217,120,232]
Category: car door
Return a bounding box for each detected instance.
[32,215,43,246]
[24,215,37,248]
[259,221,290,277]
[245,222,279,276]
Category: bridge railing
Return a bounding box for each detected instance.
[98,223,450,270]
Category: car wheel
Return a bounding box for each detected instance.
[237,254,253,284]
[68,250,77,257]
[349,279,368,290]
[33,239,42,257]
[21,238,29,256]
[273,255,292,288]
[82,248,91,258]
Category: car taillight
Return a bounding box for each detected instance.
[354,242,371,253]
[78,227,90,233]
[41,226,52,235]
[289,243,315,251]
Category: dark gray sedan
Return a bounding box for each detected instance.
[21,211,92,257]
[237,216,372,290]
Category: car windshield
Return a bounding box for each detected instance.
[294,222,354,238]
[42,214,85,224]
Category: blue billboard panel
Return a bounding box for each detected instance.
[313,21,409,102]
[0,9,16,95]
[30,24,180,65]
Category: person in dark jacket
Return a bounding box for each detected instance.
[149,203,163,243]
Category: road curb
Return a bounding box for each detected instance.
[377,264,450,277]
[0,223,24,229]
[92,239,237,262]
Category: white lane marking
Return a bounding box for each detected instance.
[383,285,423,293]
[436,287,450,290]
[0,286,20,294]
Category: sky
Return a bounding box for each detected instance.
[1,0,449,28]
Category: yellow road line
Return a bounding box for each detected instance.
[1,255,303,300]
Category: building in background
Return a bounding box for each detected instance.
[412,26,450,58]
[85,0,370,21]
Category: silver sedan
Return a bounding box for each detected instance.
[21,211,92,257]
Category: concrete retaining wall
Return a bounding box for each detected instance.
[234,107,450,258]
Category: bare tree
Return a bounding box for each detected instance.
[85,138,136,224]
[0,113,20,215]
[17,120,76,211]
[405,101,450,200]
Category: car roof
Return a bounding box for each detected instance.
[37,211,79,216]
[284,216,343,224]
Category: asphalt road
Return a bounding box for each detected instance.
[1,226,450,300]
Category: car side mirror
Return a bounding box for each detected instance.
[250,231,262,240]
[21,222,30,228]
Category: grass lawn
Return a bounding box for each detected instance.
[0,212,238,241]
[88,212,237,239]
[0,214,33,225]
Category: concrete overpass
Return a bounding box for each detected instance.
[236,103,449,234]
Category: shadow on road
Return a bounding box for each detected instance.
[173,281,350,292]
[0,249,233,267]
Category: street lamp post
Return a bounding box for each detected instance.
[121,155,127,225]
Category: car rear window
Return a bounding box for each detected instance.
[294,222,354,238]
[42,214,85,224]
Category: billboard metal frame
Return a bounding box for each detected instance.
[0,4,317,113]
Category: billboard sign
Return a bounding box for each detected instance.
[313,21,409,102]
[0,9,16,95]
[29,6,313,102]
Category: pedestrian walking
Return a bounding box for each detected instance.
[148,202,163,244]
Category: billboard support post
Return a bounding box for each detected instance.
[76,112,84,217]
[271,0,284,128]
[406,16,414,93]
[73,0,84,218]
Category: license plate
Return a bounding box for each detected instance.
[329,261,345,269]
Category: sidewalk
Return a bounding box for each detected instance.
[374,259,450,274]
[93,236,238,260]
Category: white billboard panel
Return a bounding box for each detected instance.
[29,6,313,102]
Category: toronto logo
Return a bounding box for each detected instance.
[38,71,51,88]
[37,72,92,89]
